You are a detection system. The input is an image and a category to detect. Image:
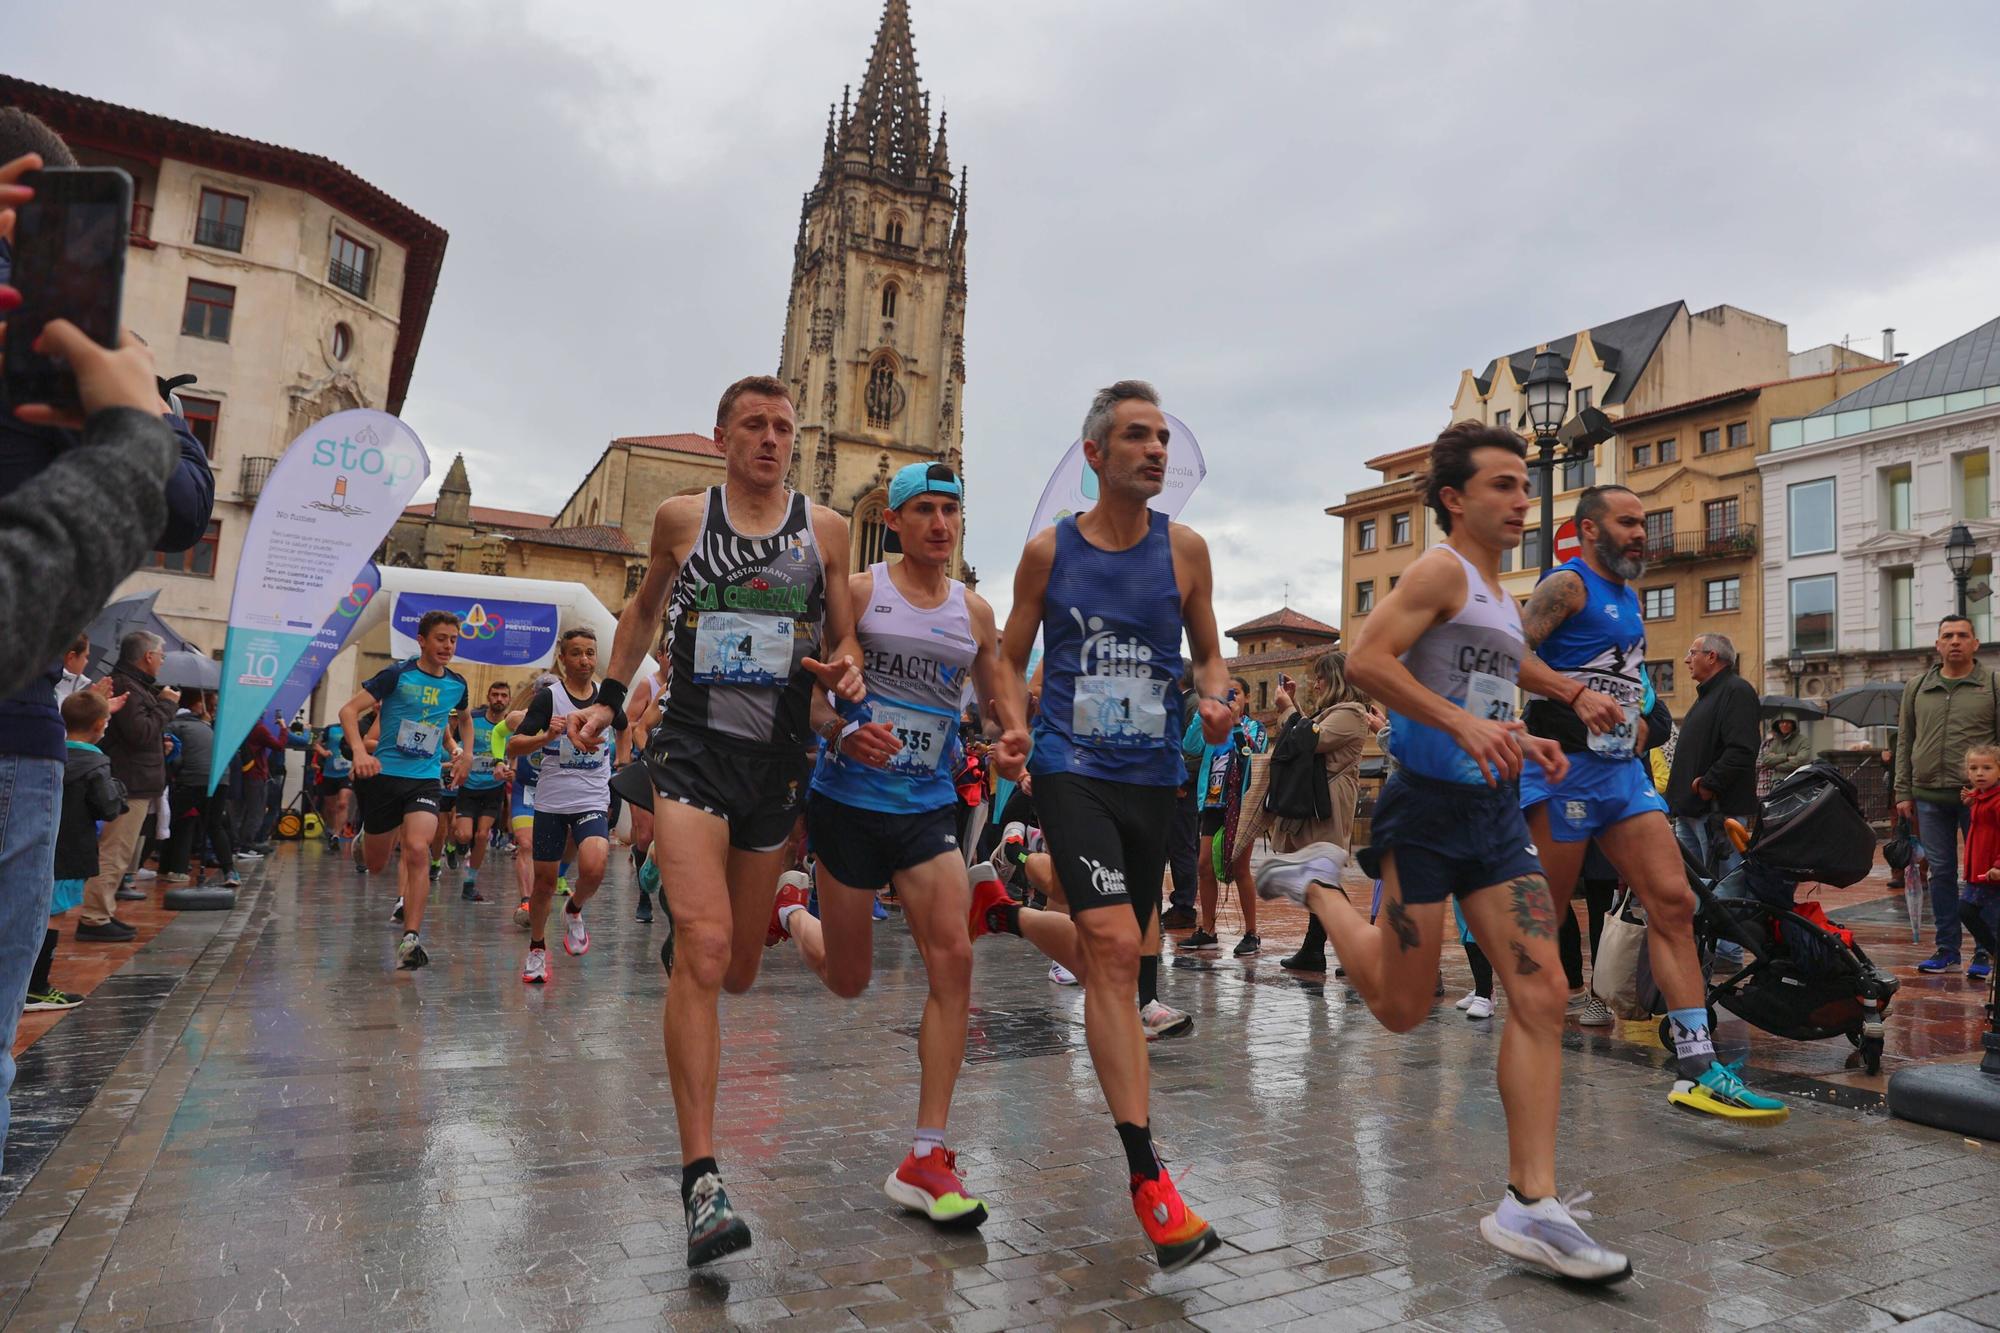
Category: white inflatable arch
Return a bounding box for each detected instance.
[345,565,658,678]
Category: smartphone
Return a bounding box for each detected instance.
[1,167,132,412]
[1279,673,1295,692]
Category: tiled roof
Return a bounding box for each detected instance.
[1475,301,1684,408]
[616,433,725,459]
[1227,645,1330,671]
[403,502,553,528]
[493,524,636,554]
[1226,608,1341,641]
[1807,315,2000,417]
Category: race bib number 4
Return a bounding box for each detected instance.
[396,719,440,757]
[1465,671,1517,723]
[691,611,794,686]
[872,700,954,776]
[1073,676,1168,747]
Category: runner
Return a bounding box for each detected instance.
[508,630,613,983]
[574,375,864,1266]
[1256,418,1631,1282]
[1516,484,1787,1124]
[496,674,553,927]
[338,611,474,969]
[451,680,512,902]
[312,721,352,849]
[429,733,460,885]
[617,659,670,923]
[976,380,1227,1272]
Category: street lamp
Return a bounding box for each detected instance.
[1946,523,1976,617]
[1522,348,1570,573]
[1786,648,1806,695]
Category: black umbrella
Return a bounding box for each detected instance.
[81,591,191,678]
[155,649,221,691]
[1822,681,1904,729]
[1758,694,1823,720]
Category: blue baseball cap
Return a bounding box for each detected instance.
[887,462,963,510]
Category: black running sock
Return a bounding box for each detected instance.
[1116,1121,1160,1184]
[1138,954,1159,1009]
[986,901,1022,936]
[1507,1184,1545,1206]
[29,927,56,994]
[530,938,546,951]
[681,1156,719,1205]
[565,900,582,916]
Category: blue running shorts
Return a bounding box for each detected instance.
[1519,751,1668,843]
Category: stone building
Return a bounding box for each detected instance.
[554,434,727,531]
[1325,443,1431,650]
[1224,608,1342,728]
[0,75,447,657]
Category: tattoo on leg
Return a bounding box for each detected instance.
[1508,875,1555,939]
[1385,898,1420,952]
[1510,940,1542,975]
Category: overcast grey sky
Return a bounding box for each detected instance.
[14,1,2000,635]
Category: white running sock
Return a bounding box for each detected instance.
[778,903,806,929]
[913,1128,947,1160]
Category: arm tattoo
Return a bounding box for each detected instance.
[1519,572,1582,649]
[1508,875,1556,939]
[1509,940,1543,976]
[1384,897,1421,952]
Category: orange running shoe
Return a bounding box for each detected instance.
[967,867,1013,941]
[1132,1168,1220,1271]
[883,1146,988,1228]
[767,872,810,948]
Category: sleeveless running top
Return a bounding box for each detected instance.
[813,564,977,815]
[531,683,612,814]
[1387,545,1526,787]
[463,711,505,790]
[1524,557,1653,757]
[664,487,825,753]
[1032,511,1187,787]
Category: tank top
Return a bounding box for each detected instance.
[532,683,612,815]
[1031,511,1187,787]
[1524,557,1653,758]
[664,486,825,753]
[813,564,977,815]
[1386,545,1526,787]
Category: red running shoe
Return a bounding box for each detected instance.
[1132,1168,1221,1272]
[967,868,1012,941]
[767,871,810,948]
[883,1146,988,1228]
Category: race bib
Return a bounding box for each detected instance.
[557,735,607,770]
[396,719,440,757]
[691,611,794,686]
[872,699,954,776]
[1466,671,1517,723]
[1588,701,1643,758]
[468,753,496,778]
[1072,676,1168,747]
[521,784,535,811]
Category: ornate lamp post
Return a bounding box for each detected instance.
[1786,648,1807,696]
[1946,522,1976,618]
[1522,349,1571,574]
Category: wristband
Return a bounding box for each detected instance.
[1567,681,1586,706]
[596,677,629,732]
[833,693,873,724]
[839,720,864,742]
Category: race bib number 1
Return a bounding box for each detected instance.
[1073,676,1168,747]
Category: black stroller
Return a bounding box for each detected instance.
[1669,763,1900,1074]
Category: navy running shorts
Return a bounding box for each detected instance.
[532,808,609,862]
[805,793,960,892]
[1359,770,1543,905]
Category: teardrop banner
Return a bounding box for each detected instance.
[210,412,431,792]
[265,560,384,730]
[1023,412,1206,537]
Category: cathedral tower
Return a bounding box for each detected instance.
[778,0,968,573]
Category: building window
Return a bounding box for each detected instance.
[179,395,220,457]
[1642,586,1675,620]
[1499,544,1515,573]
[1886,567,1914,651]
[1704,497,1740,543]
[1727,421,1749,449]
[146,520,220,578]
[1646,659,1675,695]
[1956,451,1991,520]
[181,279,235,341]
[1574,386,1593,415]
[1632,441,1652,470]
[1391,511,1411,545]
[1520,528,1543,569]
[329,230,374,299]
[1355,518,1377,552]
[1699,427,1722,454]
[1659,437,1678,464]
[1882,463,1913,531]
[1561,454,1596,491]
[1788,478,1836,556]
[864,356,902,427]
[625,563,646,598]
[194,187,246,251]
[1257,679,1269,710]
[1705,576,1740,613]
[881,282,898,319]
[885,216,905,245]
[1789,575,1836,653]
[1354,580,1375,614]
[1495,409,1511,430]
[856,503,889,568]
[1644,509,1674,559]
[331,322,353,362]
[1389,575,1400,589]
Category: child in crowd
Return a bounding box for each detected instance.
[1958,744,2000,983]
[41,691,129,1009]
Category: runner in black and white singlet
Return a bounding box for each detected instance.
[1256,421,1629,1284]
[574,376,865,1269]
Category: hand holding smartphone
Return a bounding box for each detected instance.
[1,163,132,413]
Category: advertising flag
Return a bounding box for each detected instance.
[1024,412,1207,537]
[265,562,382,729]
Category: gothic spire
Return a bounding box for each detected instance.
[844,0,931,179]
[929,106,951,179]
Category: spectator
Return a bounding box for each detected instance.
[1895,614,1998,976]
[232,713,285,854]
[160,691,235,888]
[55,635,90,702]
[77,633,178,940]
[39,690,125,1011]
[1757,718,1812,790]
[1667,633,1761,878]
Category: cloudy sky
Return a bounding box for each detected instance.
[15,0,2000,635]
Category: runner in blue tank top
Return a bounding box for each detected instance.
[448,680,512,902]
[1518,485,1786,1123]
[980,381,1232,1274]
[1255,420,1630,1284]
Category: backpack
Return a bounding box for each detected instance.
[1262,710,1331,822]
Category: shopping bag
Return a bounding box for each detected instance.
[1593,889,1650,1019]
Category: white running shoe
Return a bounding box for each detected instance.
[1466,995,1494,1020]
[563,908,590,956]
[1140,999,1193,1040]
[133,868,157,882]
[1256,844,1350,905]
[522,946,549,984]
[1455,991,1478,1011]
[1048,961,1078,986]
[1578,994,1614,1027]
[1479,1190,1630,1284]
[391,897,405,924]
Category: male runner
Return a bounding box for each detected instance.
[1517,485,1786,1123]
[312,722,352,848]
[509,630,613,982]
[766,463,1001,1227]
[575,375,864,1266]
[617,661,670,923]
[977,380,1228,1272]
[430,733,460,884]
[339,611,474,969]
[451,680,511,902]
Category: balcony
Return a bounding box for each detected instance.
[327,259,370,299]
[194,217,244,251]
[128,201,155,248]
[1645,524,1758,565]
[239,455,278,505]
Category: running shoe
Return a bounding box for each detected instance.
[1131,1169,1220,1272]
[1232,934,1261,958]
[1160,906,1197,930]
[161,872,192,886]
[884,1147,988,1228]
[1916,948,1960,974]
[223,873,242,889]
[562,907,590,956]
[1048,961,1078,985]
[639,855,661,898]
[1466,996,1494,1020]
[391,898,405,924]
[967,871,1014,941]
[396,933,429,970]
[1140,999,1193,1040]
[1180,929,1220,952]
[462,880,486,903]
[1454,991,1478,1011]
[556,875,572,897]
[1478,1189,1631,1284]
[132,869,155,882]
[636,888,654,924]
[769,872,811,947]
[514,899,531,928]
[1669,1060,1788,1123]
[872,896,889,922]
[1255,843,1350,906]
[684,1171,752,1266]
[428,858,440,882]
[447,843,461,870]
[1279,950,1326,973]
[23,988,82,1011]
[1971,952,1994,982]
[522,946,549,984]
[1578,995,1614,1026]
[999,820,1044,865]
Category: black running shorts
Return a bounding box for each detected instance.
[1031,771,1175,925]
[456,786,508,826]
[806,793,960,892]
[641,724,810,853]
[356,776,444,835]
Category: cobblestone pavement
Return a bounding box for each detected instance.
[1,842,1996,1331]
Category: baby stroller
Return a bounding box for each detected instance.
[1670,763,1900,1075]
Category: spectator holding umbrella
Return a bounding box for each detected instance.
[1758,718,1813,788]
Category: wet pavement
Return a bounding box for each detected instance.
[2,840,1997,1331]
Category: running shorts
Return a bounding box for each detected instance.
[1031,771,1175,923]
[510,782,536,829]
[1519,751,1669,843]
[436,786,458,811]
[641,724,810,853]
[806,793,959,891]
[1199,808,1226,838]
[532,808,608,862]
[314,775,349,798]
[1358,770,1542,905]
[457,786,508,826]
[356,776,443,836]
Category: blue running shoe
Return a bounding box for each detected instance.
[639,855,660,897]
[1669,1060,1787,1124]
[1917,949,1961,974]
[873,896,889,922]
[685,1172,752,1266]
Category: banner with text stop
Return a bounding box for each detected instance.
[209,411,430,792]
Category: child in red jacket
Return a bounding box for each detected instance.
[1958,744,2000,982]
